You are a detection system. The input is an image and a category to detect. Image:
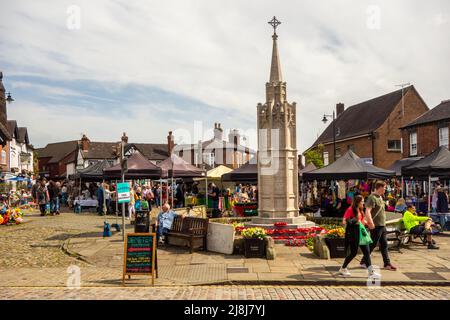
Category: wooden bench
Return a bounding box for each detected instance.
[387,219,433,252]
[166,216,209,253]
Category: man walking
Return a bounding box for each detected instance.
[361,180,397,271]
[36,178,49,216]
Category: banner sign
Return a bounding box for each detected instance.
[117,182,130,204]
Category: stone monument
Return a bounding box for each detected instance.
[249,17,313,229]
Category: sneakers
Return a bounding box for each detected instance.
[338,267,351,276]
[428,243,440,250]
[368,266,381,278]
[383,264,397,271]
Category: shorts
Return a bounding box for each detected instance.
[410,225,431,235]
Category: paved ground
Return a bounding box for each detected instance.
[1,210,449,299]
[1,285,448,300]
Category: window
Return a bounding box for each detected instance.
[323,152,329,166]
[1,150,6,165]
[410,132,417,156]
[439,127,449,148]
[203,152,215,167]
[387,140,402,151]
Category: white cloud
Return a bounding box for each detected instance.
[1,0,449,153]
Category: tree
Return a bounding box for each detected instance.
[303,144,324,168]
[33,150,39,175]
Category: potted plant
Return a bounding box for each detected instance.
[241,227,267,258]
[324,227,346,258]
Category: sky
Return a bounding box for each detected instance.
[0,0,449,154]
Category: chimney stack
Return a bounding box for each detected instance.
[167,131,174,155]
[81,134,90,152]
[214,123,223,140]
[228,129,240,151]
[336,103,345,118]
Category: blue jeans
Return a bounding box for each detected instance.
[61,193,67,206]
[50,198,59,213]
[157,226,170,243]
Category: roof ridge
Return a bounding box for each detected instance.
[345,85,410,111]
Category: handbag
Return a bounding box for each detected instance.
[359,223,373,246]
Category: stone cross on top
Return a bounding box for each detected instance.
[268,16,281,34]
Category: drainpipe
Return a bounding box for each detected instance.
[371,132,376,165]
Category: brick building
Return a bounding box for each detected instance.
[0,72,13,175]
[305,85,429,169]
[174,123,255,169]
[400,99,450,157]
[36,133,171,180]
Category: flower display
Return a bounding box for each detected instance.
[241,227,267,240]
[325,227,345,239]
[232,222,245,230]
[1,208,24,225]
[274,222,287,227]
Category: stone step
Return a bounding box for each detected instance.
[250,216,308,225]
[244,221,316,230]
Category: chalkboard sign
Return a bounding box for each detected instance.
[123,233,156,285]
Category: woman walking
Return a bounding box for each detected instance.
[339,195,380,277]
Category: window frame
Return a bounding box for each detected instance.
[323,151,329,166]
[410,132,418,156]
[438,126,449,148]
[387,139,402,152]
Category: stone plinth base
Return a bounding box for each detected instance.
[246,215,315,230]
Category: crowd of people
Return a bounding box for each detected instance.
[339,180,441,278]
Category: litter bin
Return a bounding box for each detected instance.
[134,210,150,233]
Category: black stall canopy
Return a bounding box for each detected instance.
[299,162,317,177]
[401,146,450,179]
[302,150,395,181]
[158,154,205,179]
[103,151,162,179]
[69,159,112,181]
[389,157,423,176]
[221,162,257,183]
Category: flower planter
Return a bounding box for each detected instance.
[244,238,266,258]
[324,238,347,258]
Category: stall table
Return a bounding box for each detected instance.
[233,202,258,217]
[73,199,98,212]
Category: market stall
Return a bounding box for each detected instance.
[158,154,205,208]
[221,163,258,216]
[301,150,396,217]
[103,152,162,180]
[70,159,112,181]
[221,162,257,183]
[401,146,450,214]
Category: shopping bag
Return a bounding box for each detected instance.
[141,200,149,210]
[359,223,373,246]
[135,200,141,210]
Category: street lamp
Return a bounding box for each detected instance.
[6,92,14,103]
[322,111,337,161]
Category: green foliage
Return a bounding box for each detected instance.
[304,143,325,168]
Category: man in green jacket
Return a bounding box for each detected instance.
[403,205,439,249]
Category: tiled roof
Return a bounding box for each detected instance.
[36,140,79,164]
[82,142,118,159]
[132,143,169,161]
[402,99,450,129]
[7,120,18,138]
[17,127,29,144]
[310,86,422,148]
